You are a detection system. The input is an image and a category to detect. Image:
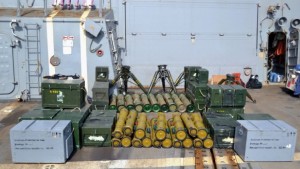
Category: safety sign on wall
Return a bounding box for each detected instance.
[63,36,74,55]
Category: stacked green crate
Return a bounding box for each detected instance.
[206,84,247,119]
[19,108,61,121]
[41,79,86,109]
[184,67,209,112]
[54,104,91,149]
[202,111,237,148]
[186,81,208,112]
[81,110,117,147]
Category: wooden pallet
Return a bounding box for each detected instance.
[212,148,261,169]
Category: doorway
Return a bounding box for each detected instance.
[267,32,286,83]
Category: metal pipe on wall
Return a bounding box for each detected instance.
[99,0,103,17]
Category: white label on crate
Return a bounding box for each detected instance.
[222,137,234,143]
[88,136,104,142]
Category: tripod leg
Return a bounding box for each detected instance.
[166,70,177,93]
[111,73,121,86]
[174,71,184,87]
[246,91,256,103]
[128,72,148,94]
[161,77,166,92]
[123,78,128,95]
[148,71,159,94]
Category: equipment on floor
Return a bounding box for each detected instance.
[148,65,177,94]
[111,65,147,94]
[10,120,73,163]
[92,67,110,109]
[234,120,297,161]
[41,78,86,109]
[19,108,61,121]
[203,114,237,149]
[54,104,91,149]
[81,110,116,147]
[218,73,256,103]
[205,107,244,120]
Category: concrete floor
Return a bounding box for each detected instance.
[0,85,300,169]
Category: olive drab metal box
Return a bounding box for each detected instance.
[184,66,202,83]
[234,120,297,161]
[203,115,237,149]
[206,107,244,120]
[231,85,247,107]
[41,79,86,109]
[19,109,61,121]
[81,110,117,147]
[95,67,109,82]
[207,85,223,107]
[195,68,209,84]
[10,120,73,163]
[54,104,91,149]
[186,81,208,102]
[92,81,109,106]
[220,85,234,107]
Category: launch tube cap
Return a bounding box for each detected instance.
[121,137,131,147]
[197,129,208,140]
[203,138,214,149]
[143,104,152,112]
[162,139,172,148]
[152,104,160,112]
[142,138,152,148]
[156,130,166,140]
[173,141,182,148]
[135,129,145,139]
[183,138,193,148]
[176,131,187,141]
[161,105,169,112]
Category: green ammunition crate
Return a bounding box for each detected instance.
[238,113,275,120]
[206,107,244,120]
[19,109,61,121]
[184,66,202,83]
[219,85,234,107]
[92,81,109,106]
[81,110,116,147]
[231,85,247,107]
[203,116,237,149]
[54,104,91,149]
[195,68,209,84]
[41,79,85,109]
[186,81,208,101]
[189,98,206,112]
[95,66,109,82]
[207,85,223,107]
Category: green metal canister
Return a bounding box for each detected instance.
[109,94,117,110]
[141,94,152,113]
[125,94,135,110]
[148,93,160,112]
[163,93,177,112]
[179,94,194,112]
[171,93,186,113]
[156,94,169,112]
[132,94,143,112]
[117,94,125,111]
